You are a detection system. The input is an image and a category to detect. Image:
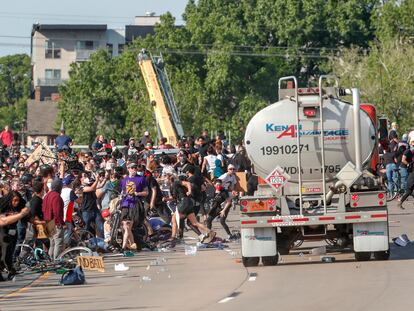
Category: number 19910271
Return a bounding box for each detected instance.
[260,144,309,155]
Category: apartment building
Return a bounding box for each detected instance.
[27,14,161,145]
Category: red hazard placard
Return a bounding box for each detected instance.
[265,166,290,192]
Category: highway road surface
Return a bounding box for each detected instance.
[1,199,414,311]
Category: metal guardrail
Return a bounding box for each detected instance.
[37,78,65,86]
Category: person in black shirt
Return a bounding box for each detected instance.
[399,146,413,191]
[143,166,170,224]
[30,181,48,249]
[0,190,26,280]
[166,175,215,243]
[398,144,414,209]
[206,179,235,239]
[80,172,104,238]
[383,147,397,195]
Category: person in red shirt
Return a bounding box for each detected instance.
[0,125,13,147]
[42,179,65,260]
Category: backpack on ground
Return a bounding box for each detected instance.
[60,266,86,285]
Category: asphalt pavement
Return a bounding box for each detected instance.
[2,199,414,311]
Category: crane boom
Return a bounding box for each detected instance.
[138,51,183,146]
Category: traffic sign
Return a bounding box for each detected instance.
[265,166,290,192]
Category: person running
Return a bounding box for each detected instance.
[217,164,238,239]
[120,163,148,251]
[167,175,215,243]
[206,179,236,239]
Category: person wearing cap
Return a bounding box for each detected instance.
[42,179,65,260]
[120,162,148,250]
[139,131,153,146]
[217,164,238,239]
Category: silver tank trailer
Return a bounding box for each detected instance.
[244,96,376,186]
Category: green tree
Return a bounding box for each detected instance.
[0,54,31,130]
[331,40,414,130]
[372,0,414,43]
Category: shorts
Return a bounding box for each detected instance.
[120,206,141,225]
[177,197,195,216]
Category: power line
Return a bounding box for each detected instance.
[0,34,342,52]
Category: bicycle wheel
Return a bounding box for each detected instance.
[15,244,35,270]
[56,246,93,265]
[67,229,95,248]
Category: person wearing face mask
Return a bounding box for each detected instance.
[397,143,414,209]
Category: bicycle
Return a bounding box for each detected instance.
[15,242,93,274]
[384,168,404,201]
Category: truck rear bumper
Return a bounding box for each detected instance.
[240,210,388,228]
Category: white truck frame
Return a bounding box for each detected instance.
[240,76,389,267]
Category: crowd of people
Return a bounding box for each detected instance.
[379,122,414,209]
[0,126,255,282]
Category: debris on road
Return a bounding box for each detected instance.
[185,245,198,256]
[114,263,130,272]
[393,234,411,247]
[321,256,336,263]
[310,246,326,255]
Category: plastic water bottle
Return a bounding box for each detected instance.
[184,245,197,256]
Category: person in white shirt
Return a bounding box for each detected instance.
[201,146,217,179]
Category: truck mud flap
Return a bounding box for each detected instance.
[353,221,389,252]
[241,228,276,257]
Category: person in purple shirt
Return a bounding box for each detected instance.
[120,163,148,250]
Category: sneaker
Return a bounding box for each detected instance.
[199,234,207,242]
[114,263,130,272]
[228,234,238,241]
[203,231,216,244]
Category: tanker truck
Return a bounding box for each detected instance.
[240,75,389,267]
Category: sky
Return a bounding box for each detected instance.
[0,0,189,57]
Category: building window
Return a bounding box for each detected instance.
[45,69,61,80]
[106,43,113,56]
[76,40,95,50]
[45,40,61,59]
[118,44,124,55]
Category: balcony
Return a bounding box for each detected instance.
[37,78,66,86]
[76,49,97,61]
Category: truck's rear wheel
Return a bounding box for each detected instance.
[262,254,279,266]
[355,251,371,261]
[373,250,390,261]
[242,256,260,267]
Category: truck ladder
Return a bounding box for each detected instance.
[151,54,185,138]
[278,76,337,215]
[138,51,184,146]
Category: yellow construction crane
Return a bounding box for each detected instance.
[138,49,184,146]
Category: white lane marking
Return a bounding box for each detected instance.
[248,276,256,281]
[218,297,235,304]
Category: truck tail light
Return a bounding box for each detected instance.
[351,194,359,207]
[378,193,385,199]
[267,198,276,211]
[303,107,317,117]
